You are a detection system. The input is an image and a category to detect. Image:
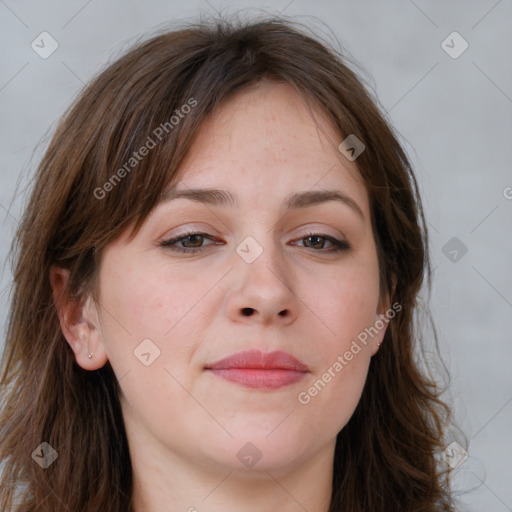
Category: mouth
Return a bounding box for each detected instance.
[204,349,310,390]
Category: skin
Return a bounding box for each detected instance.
[51,82,391,512]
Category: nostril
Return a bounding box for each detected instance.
[279,310,288,316]
[241,308,254,316]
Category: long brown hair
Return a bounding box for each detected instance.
[0,15,458,511]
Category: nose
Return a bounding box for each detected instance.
[225,237,299,326]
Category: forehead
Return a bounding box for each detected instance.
[170,82,369,215]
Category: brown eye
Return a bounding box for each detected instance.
[293,233,350,253]
[180,234,205,248]
[160,232,218,253]
[303,235,327,249]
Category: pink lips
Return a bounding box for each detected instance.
[205,349,309,390]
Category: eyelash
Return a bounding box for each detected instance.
[159,231,351,254]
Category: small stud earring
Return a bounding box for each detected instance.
[88,352,93,359]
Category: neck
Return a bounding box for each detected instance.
[128,427,334,512]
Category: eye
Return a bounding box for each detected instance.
[292,233,351,253]
[159,231,219,253]
[159,230,351,254]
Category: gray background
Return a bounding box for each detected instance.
[1,1,511,510]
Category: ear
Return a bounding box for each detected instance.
[371,273,397,356]
[49,266,108,370]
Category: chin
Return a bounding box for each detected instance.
[201,434,314,475]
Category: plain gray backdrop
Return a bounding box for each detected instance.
[1,1,511,510]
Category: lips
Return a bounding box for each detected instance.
[205,349,309,390]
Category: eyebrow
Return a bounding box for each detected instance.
[159,187,365,220]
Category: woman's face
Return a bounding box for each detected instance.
[90,82,389,475]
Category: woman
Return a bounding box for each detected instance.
[0,16,457,511]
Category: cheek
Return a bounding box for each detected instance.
[96,258,208,425]
[297,276,375,435]
[296,253,379,425]
[313,255,381,350]
[98,256,207,340]
[96,254,222,388]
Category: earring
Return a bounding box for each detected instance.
[88,352,93,359]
